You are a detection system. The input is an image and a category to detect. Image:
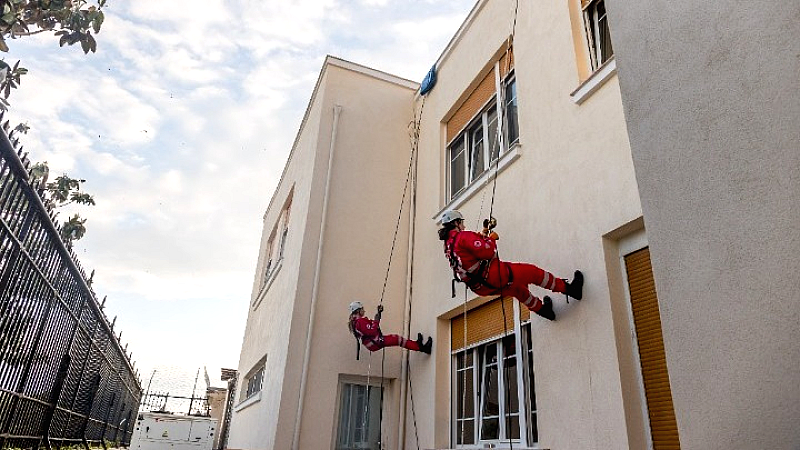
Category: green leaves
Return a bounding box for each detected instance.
[0,59,28,110]
[0,0,108,54]
[60,214,87,243]
[29,162,96,244]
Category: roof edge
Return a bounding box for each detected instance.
[263,55,419,218]
[434,0,491,70]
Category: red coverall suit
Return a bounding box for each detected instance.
[445,229,568,312]
[352,316,421,352]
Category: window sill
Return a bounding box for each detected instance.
[234,391,261,412]
[435,144,522,223]
[252,259,283,310]
[570,57,617,105]
[439,446,543,450]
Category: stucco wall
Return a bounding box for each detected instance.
[407,0,643,448]
[290,63,417,450]
[608,1,800,449]
[228,59,418,450]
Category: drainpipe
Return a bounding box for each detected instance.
[291,104,342,450]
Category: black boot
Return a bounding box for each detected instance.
[534,296,556,321]
[416,333,424,349]
[564,270,583,301]
[420,336,433,354]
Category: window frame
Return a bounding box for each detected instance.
[243,366,264,401]
[583,0,614,72]
[446,68,520,202]
[335,382,383,450]
[451,331,532,447]
[235,356,267,412]
[259,198,292,293]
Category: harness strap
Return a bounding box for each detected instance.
[447,231,514,295]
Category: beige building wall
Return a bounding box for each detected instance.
[227,57,418,450]
[608,1,800,449]
[406,0,643,448]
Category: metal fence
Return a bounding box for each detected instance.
[0,116,142,450]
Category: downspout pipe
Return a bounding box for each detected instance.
[292,104,342,450]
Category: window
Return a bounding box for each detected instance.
[583,0,614,71]
[451,297,540,447]
[447,72,519,200]
[243,366,264,401]
[452,334,528,445]
[504,77,518,146]
[262,198,291,285]
[335,383,381,450]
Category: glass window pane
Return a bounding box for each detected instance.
[504,357,519,414]
[336,383,380,450]
[598,0,613,63]
[457,419,475,445]
[450,140,466,196]
[481,417,500,441]
[469,122,485,180]
[503,334,516,356]
[456,367,474,418]
[482,362,499,417]
[487,106,499,161]
[505,414,521,440]
[504,80,519,145]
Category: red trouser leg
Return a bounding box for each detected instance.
[381,334,421,352]
[507,262,566,293]
[500,262,567,311]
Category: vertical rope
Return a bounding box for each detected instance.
[500,294,514,449]
[370,95,426,450]
[402,96,424,450]
[460,286,469,445]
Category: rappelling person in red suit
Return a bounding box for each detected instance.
[348,301,433,359]
[438,210,583,321]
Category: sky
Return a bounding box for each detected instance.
[3,0,476,395]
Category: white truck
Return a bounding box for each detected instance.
[130,411,218,450]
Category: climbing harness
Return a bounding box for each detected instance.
[445,230,514,298]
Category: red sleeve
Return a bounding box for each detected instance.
[354,316,380,338]
[456,230,497,260]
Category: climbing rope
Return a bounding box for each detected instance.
[402,95,426,450]
[362,94,426,450]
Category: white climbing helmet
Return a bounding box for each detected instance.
[348,301,364,314]
[441,210,463,224]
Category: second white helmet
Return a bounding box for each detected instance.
[348,301,364,314]
[441,210,463,224]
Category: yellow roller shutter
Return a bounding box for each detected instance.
[446,70,497,143]
[451,297,525,351]
[625,247,681,450]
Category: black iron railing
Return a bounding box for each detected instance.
[0,115,141,450]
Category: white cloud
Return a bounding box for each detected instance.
[2,0,477,379]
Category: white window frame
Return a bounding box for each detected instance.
[451,332,532,448]
[260,202,291,289]
[235,356,266,412]
[522,323,540,445]
[335,382,383,450]
[583,0,614,72]
[447,67,520,203]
